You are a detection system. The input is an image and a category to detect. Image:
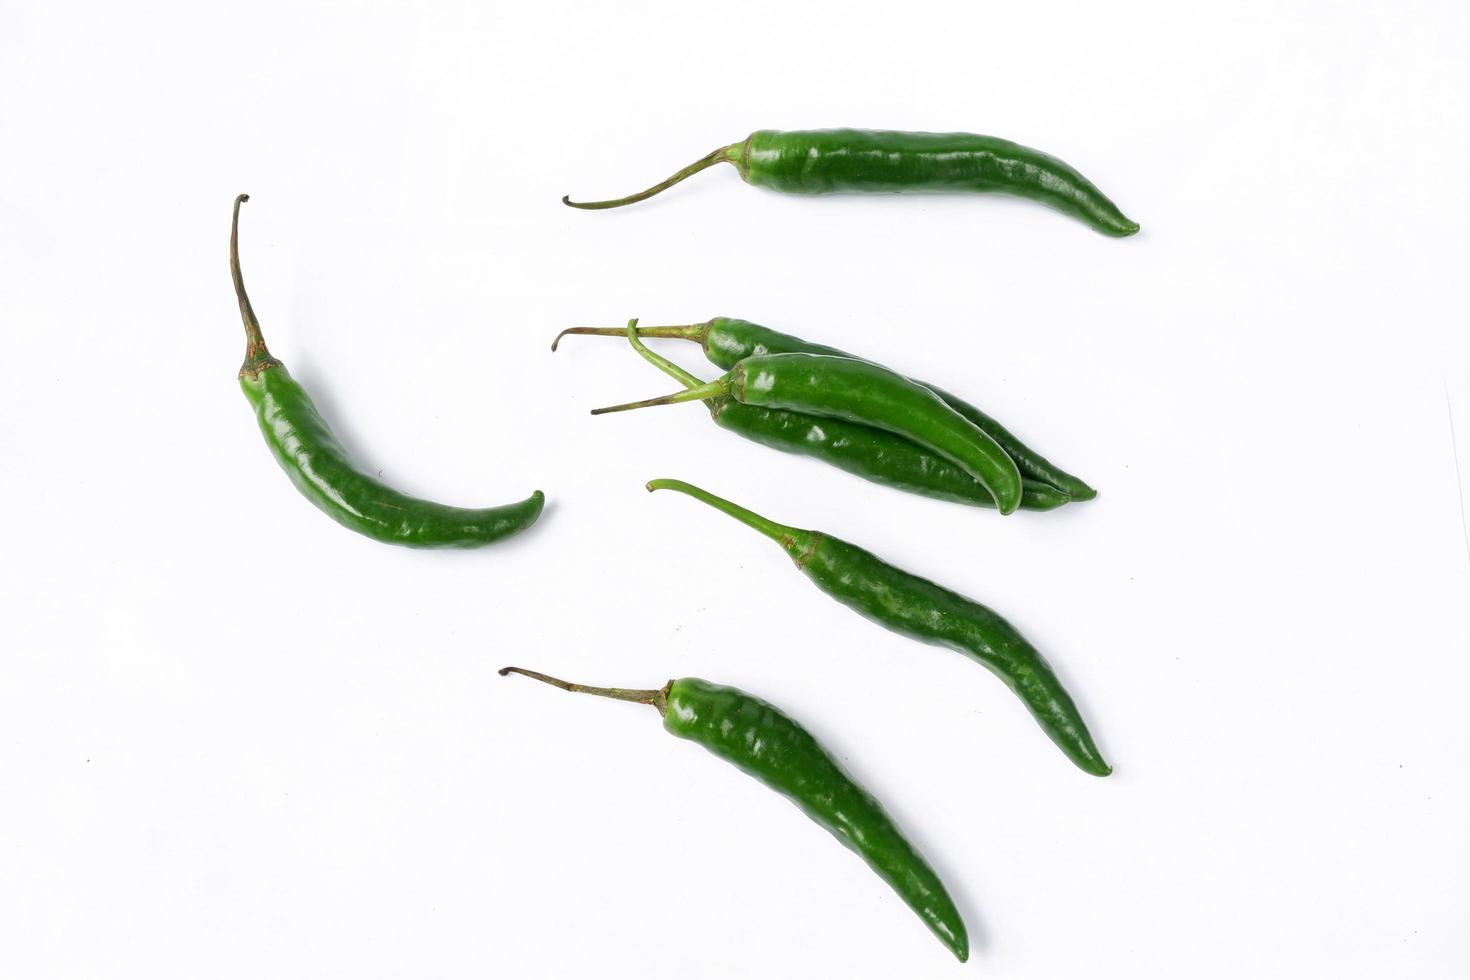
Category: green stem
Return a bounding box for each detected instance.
[230,194,274,370]
[498,666,669,715]
[590,376,730,415]
[562,144,737,210]
[624,319,707,390]
[645,479,796,547]
[551,323,707,352]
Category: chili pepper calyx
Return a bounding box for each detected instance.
[726,135,752,180]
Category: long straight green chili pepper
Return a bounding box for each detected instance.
[615,319,1069,511]
[563,128,1138,237]
[594,351,1026,515]
[645,479,1111,777]
[556,316,1096,500]
[230,195,544,547]
[498,666,969,961]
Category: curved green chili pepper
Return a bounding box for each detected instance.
[610,319,1068,511]
[499,666,969,961]
[556,316,1096,500]
[720,402,1071,511]
[563,128,1138,237]
[230,195,544,547]
[645,479,1111,777]
[594,351,1025,515]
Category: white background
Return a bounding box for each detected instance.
[3,1,1468,977]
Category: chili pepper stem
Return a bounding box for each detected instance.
[498,666,669,715]
[231,194,279,376]
[646,479,799,547]
[624,319,708,390]
[563,144,738,210]
[551,323,707,352]
[591,377,730,415]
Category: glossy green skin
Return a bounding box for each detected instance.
[664,678,968,961]
[732,353,1025,514]
[733,129,1138,237]
[712,399,1070,510]
[779,529,1110,776]
[240,365,544,547]
[705,317,1095,500]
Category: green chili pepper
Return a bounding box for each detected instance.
[596,319,1069,511]
[556,316,1096,501]
[499,666,969,961]
[563,128,1138,236]
[718,401,1072,511]
[230,195,544,547]
[593,349,1025,515]
[645,479,1111,777]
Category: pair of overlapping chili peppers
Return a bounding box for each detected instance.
[230,128,1137,963]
